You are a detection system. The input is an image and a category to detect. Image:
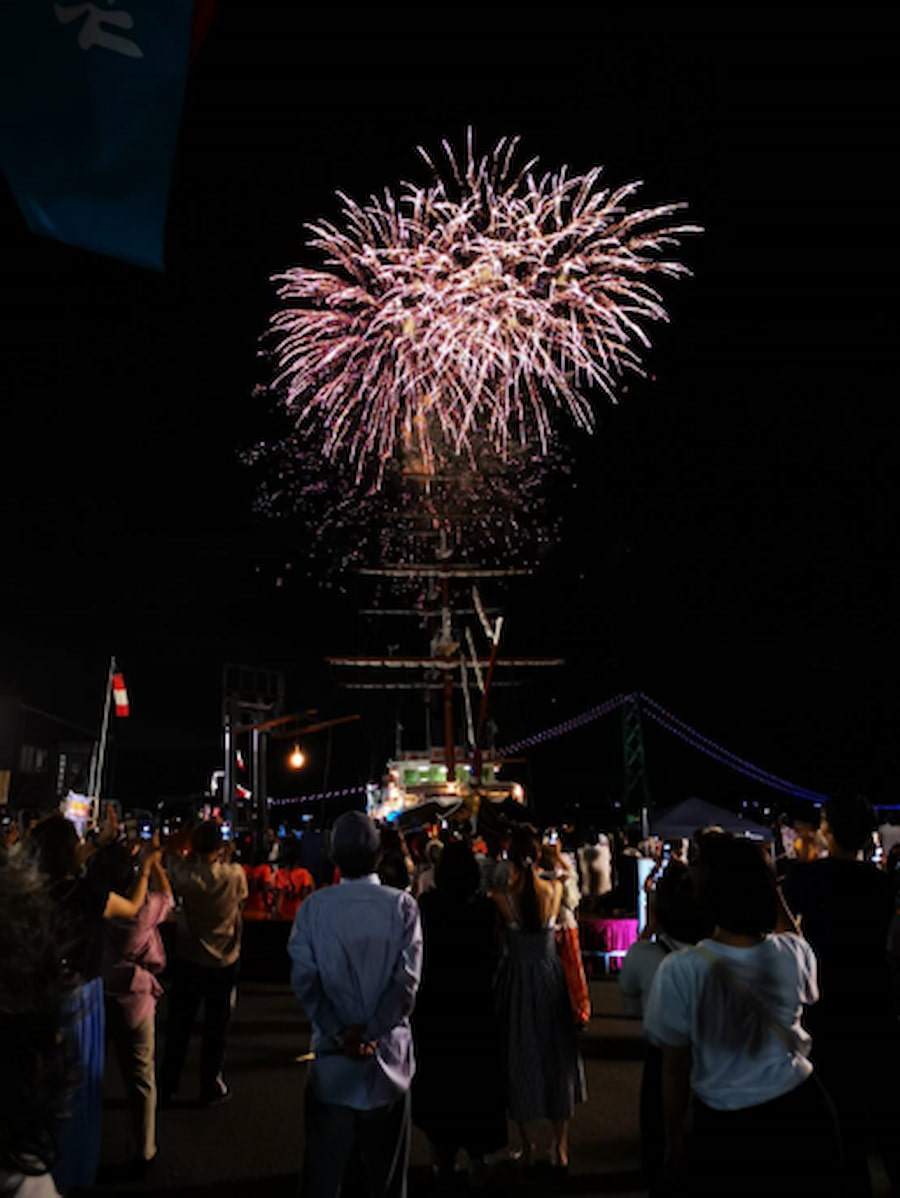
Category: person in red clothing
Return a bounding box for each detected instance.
[243,852,274,920]
[274,841,315,922]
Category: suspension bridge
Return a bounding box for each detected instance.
[270,691,831,810]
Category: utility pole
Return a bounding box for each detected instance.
[221,664,285,839]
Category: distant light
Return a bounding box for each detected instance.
[288,745,306,770]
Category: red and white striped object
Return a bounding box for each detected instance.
[112,672,130,718]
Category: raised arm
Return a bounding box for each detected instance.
[104,850,160,919]
[147,836,173,897]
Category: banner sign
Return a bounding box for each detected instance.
[62,791,96,838]
[1,0,195,270]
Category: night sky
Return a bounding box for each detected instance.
[2,8,895,820]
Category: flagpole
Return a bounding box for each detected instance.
[90,656,116,805]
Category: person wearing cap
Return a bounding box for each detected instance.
[288,810,423,1198]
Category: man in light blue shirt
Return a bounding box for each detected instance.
[288,811,422,1198]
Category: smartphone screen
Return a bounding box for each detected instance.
[221,821,232,841]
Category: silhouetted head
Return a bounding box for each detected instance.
[654,859,713,944]
[822,794,875,855]
[191,821,223,857]
[434,839,479,900]
[90,840,137,896]
[508,825,539,871]
[28,816,79,882]
[330,811,381,879]
[696,837,778,936]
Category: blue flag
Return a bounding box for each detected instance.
[1,0,194,271]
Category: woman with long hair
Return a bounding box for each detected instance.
[492,826,586,1171]
[643,835,841,1197]
[412,838,507,1183]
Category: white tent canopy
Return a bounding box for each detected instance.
[650,797,772,841]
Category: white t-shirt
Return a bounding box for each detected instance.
[643,934,818,1110]
[618,935,688,1020]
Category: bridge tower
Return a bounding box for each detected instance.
[621,692,650,835]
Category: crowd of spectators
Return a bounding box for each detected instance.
[1,794,899,1198]
[0,809,247,1194]
[619,797,900,1197]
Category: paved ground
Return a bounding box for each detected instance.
[93,972,646,1198]
[92,960,893,1198]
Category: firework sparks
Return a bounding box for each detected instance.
[267,133,700,480]
[243,415,564,579]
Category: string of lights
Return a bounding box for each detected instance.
[268,785,368,808]
[639,693,829,802]
[641,706,828,802]
[496,693,630,756]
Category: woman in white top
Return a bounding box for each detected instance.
[643,836,841,1198]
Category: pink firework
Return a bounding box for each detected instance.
[268,133,700,480]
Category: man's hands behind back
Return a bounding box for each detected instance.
[338,1025,377,1060]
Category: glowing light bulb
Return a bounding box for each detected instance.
[288,745,306,770]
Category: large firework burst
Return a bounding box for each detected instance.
[267,132,700,482]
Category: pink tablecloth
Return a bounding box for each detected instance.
[579,917,639,971]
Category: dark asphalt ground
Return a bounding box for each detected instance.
[91,949,893,1198]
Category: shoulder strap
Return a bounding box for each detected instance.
[693,945,797,1050]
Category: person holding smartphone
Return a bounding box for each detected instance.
[160,820,248,1107]
[95,836,172,1175]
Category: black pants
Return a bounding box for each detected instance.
[639,1043,665,1195]
[299,1079,410,1198]
[686,1075,842,1198]
[160,958,238,1099]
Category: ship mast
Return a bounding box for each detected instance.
[328,451,561,817]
